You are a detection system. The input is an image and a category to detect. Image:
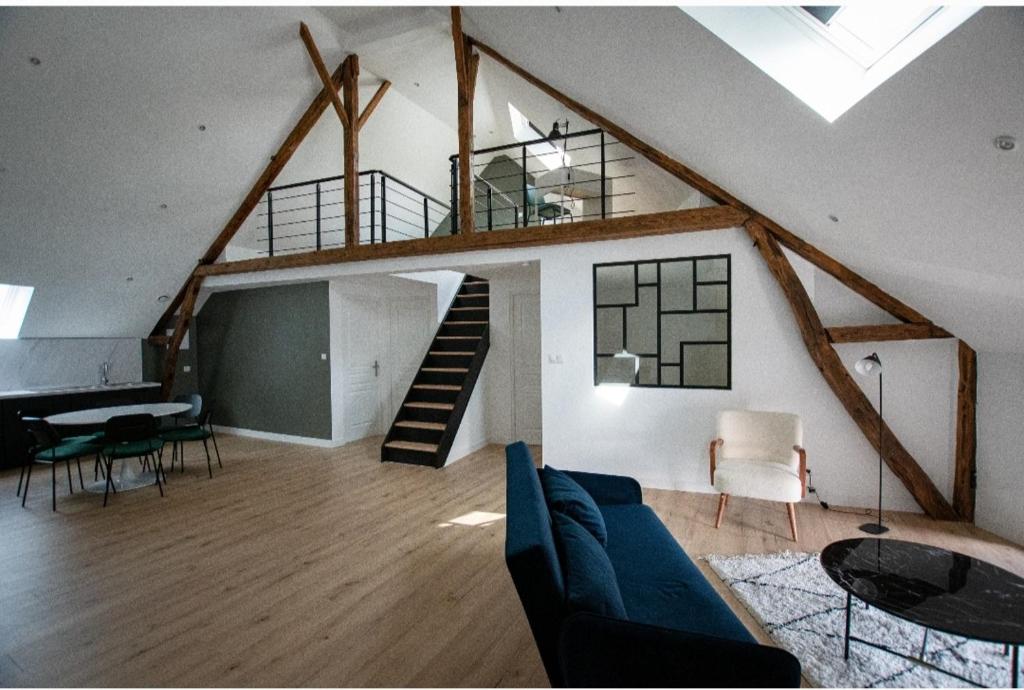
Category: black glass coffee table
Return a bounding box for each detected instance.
[821,538,1024,687]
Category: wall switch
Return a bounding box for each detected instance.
[547,354,564,364]
[183,365,191,373]
[321,353,327,360]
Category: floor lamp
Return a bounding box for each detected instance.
[855,352,889,535]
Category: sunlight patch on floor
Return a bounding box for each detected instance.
[437,511,506,528]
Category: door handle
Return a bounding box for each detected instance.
[373,360,380,377]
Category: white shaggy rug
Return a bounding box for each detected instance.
[704,551,1019,688]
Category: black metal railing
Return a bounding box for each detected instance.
[448,128,635,233]
[254,170,450,256]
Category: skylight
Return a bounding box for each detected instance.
[0,284,33,339]
[507,102,571,172]
[683,6,978,122]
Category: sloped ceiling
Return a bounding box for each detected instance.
[463,6,1024,353]
[2,6,1022,353]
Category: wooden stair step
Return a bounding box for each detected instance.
[457,293,489,298]
[384,440,439,453]
[429,351,475,356]
[404,402,455,410]
[463,281,488,285]
[413,384,461,391]
[436,336,480,340]
[421,367,469,373]
[395,420,446,431]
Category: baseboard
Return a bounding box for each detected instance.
[445,436,489,466]
[211,425,341,448]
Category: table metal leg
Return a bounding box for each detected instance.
[919,628,929,660]
[1012,645,1018,689]
[844,592,852,660]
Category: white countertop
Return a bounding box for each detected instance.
[0,381,160,401]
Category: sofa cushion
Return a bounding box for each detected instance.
[600,503,755,644]
[552,511,627,618]
[541,466,608,547]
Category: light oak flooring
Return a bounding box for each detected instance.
[1,435,1021,687]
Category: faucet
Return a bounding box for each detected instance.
[100,361,111,386]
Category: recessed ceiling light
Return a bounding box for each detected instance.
[994,135,1016,152]
[157,294,170,303]
[829,214,839,223]
[126,276,134,283]
[159,203,168,209]
[413,82,420,88]
[29,57,41,65]
[198,124,207,132]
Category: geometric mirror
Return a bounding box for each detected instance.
[593,255,731,388]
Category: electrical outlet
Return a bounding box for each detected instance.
[321,353,327,360]
[183,365,191,373]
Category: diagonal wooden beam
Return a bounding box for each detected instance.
[746,220,957,520]
[357,80,391,130]
[195,206,747,277]
[953,340,977,521]
[152,60,346,335]
[467,34,739,207]
[161,275,203,400]
[452,7,475,235]
[299,22,349,129]
[826,324,952,343]
[762,219,932,324]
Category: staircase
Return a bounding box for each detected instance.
[381,275,490,468]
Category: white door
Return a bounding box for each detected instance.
[512,293,542,444]
[343,296,385,441]
[387,297,435,421]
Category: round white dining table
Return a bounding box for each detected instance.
[45,402,192,492]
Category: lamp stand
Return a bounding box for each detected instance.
[860,370,889,535]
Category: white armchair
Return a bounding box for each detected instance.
[709,410,807,541]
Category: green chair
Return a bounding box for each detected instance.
[20,416,101,512]
[526,184,574,225]
[101,414,165,507]
[159,405,222,479]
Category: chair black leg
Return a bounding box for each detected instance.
[210,429,222,468]
[202,438,213,478]
[154,454,164,498]
[51,462,57,512]
[21,463,33,507]
[66,460,74,495]
[77,458,86,490]
[180,442,185,473]
[103,456,114,507]
[17,462,26,497]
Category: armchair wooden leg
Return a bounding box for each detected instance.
[786,503,798,541]
[715,493,729,529]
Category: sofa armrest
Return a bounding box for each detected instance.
[559,612,801,688]
[562,470,642,505]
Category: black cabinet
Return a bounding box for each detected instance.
[0,385,161,470]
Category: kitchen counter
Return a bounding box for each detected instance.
[0,381,159,401]
[0,382,162,469]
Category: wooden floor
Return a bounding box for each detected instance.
[1,435,1021,687]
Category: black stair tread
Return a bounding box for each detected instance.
[413,384,461,391]
[384,440,439,452]
[421,367,469,373]
[429,351,476,356]
[450,307,489,311]
[404,401,455,410]
[395,420,446,431]
[445,320,488,325]
[435,336,481,340]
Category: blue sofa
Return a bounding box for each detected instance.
[504,442,801,687]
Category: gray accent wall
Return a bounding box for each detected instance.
[196,283,332,439]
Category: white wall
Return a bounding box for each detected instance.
[202,230,969,518]
[0,338,143,391]
[975,351,1024,545]
[538,228,957,513]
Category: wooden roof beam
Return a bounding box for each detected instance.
[299,22,349,129]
